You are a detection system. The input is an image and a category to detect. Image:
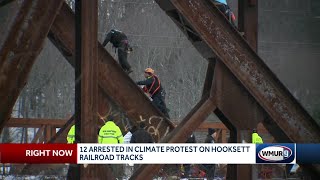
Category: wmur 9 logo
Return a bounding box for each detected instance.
[256,144,296,164]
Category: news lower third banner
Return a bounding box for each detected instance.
[0,143,319,164]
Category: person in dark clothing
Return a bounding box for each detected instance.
[130,122,154,143]
[182,133,196,178]
[130,122,154,173]
[136,68,170,118]
[203,128,217,180]
[102,29,133,74]
[211,0,236,27]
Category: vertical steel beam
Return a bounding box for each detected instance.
[79,0,99,146]
[212,60,265,133]
[74,0,101,179]
[238,0,258,51]
[0,0,64,133]
[131,98,216,179]
[238,2,258,178]
[202,60,215,98]
[213,60,265,180]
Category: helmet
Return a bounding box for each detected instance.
[144,68,154,74]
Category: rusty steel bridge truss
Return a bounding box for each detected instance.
[1,0,320,179]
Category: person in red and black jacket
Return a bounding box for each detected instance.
[136,68,170,118]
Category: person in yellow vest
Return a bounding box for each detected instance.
[98,115,124,144]
[252,129,263,144]
[67,125,75,144]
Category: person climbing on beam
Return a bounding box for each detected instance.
[211,0,236,27]
[136,68,170,118]
[102,29,133,74]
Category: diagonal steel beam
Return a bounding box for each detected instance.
[48,2,175,142]
[0,0,64,133]
[18,116,75,174]
[212,60,266,130]
[0,0,33,69]
[31,126,45,143]
[131,97,216,179]
[169,0,320,143]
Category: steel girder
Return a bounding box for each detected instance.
[166,0,320,144]
[149,0,320,178]
[0,0,64,133]
[48,3,175,142]
[131,97,217,179]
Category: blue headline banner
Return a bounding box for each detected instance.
[296,144,320,164]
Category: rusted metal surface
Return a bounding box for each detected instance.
[78,0,98,144]
[238,0,258,50]
[213,108,238,180]
[0,1,21,50]
[0,0,64,133]
[202,60,215,98]
[131,98,216,179]
[211,59,265,179]
[212,60,266,130]
[6,118,67,127]
[157,11,260,180]
[49,2,175,142]
[0,0,32,69]
[262,116,291,142]
[233,1,258,177]
[76,0,100,178]
[169,0,320,144]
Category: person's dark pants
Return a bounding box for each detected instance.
[203,164,215,180]
[152,93,170,118]
[117,47,131,72]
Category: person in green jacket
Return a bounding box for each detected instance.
[252,129,263,144]
[98,115,124,144]
[67,125,75,144]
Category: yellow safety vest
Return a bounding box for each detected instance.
[252,132,263,144]
[67,125,75,144]
[98,121,124,144]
